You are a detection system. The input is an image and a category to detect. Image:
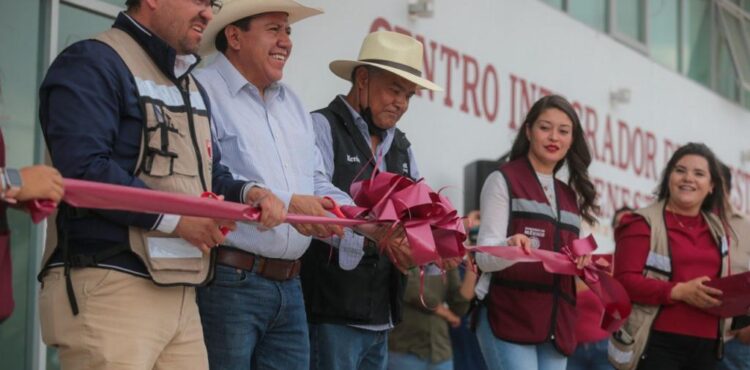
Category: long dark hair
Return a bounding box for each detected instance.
[510,95,599,224]
[657,142,729,225]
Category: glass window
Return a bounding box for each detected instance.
[719,8,750,84]
[614,0,645,42]
[541,0,565,10]
[717,37,740,102]
[58,5,116,49]
[568,0,608,32]
[683,0,711,87]
[649,0,679,70]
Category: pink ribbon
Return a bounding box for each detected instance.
[29,179,368,227]
[470,235,631,332]
[30,177,630,330]
[343,171,467,266]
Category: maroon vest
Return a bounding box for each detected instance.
[0,128,13,323]
[487,158,580,356]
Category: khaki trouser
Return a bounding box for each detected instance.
[39,267,208,370]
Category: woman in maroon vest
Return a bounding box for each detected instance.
[474,95,599,370]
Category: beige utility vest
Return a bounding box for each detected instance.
[729,211,750,275]
[608,200,729,370]
[42,28,214,285]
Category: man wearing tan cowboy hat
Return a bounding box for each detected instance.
[301,30,443,370]
[193,1,405,369]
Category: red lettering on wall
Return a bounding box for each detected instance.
[644,132,657,180]
[508,74,519,130]
[440,45,460,108]
[460,54,481,117]
[414,35,437,102]
[370,17,391,32]
[482,64,499,123]
[584,107,599,160]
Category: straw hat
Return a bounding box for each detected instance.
[199,0,322,56]
[329,31,443,91]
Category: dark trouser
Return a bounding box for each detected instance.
[637,330,717,370]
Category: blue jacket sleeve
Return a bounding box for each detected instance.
[39,41,159,230]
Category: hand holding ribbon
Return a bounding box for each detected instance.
[471,235,631,332]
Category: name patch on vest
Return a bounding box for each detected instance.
[346,154,361,163]
[523,226,546,238]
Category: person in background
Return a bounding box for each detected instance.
[450,210,489,370]
[567,206,632,370]
[717,164,750,370]
[387,257,478,370]
[474,94,599,370]
[611,143,729,370]
[0,127,64,323]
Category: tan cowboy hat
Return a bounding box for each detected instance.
[329,31,443,91]
[199,0,322,56]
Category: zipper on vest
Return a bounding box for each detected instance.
[179,77,208,192]
[548,223,562,343]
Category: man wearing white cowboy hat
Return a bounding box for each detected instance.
[193,1,394,369]
[301,30,443,370]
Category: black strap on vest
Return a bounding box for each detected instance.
[58,205,130,315]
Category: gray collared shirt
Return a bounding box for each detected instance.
[311,96,422,264]
[195,54,354,260]
[311,96,422,331]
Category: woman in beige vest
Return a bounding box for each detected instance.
[611,143,730,370]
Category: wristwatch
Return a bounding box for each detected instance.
[2,168,22,196]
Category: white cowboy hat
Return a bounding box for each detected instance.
[199,0,322,56]
[329,31,443,91]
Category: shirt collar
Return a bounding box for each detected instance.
[116,12,201,81]
[214,53,285,100]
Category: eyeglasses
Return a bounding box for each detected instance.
[192,0,223,14]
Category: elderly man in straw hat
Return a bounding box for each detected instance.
[300,31,443,370]
[193,1,409,369]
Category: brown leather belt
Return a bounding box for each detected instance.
[215,247,301,282]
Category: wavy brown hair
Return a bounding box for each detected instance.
[510,95,599,224]
[656,142,729,225]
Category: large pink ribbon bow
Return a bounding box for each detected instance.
[341,171,467,266]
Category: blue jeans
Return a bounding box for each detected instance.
[197,264,310,370]
[718,339,750,370]
[475,306,567,370]
[309,323,388,370]
[387,352,453,370]
[566,339,612,370]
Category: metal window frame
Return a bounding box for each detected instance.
[36,2,121,369]
[715,0,750,106]
[608,0,650,55]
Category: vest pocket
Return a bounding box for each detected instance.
[144,235,203,272]
[142,103,199,178]
[608,304,657,369]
